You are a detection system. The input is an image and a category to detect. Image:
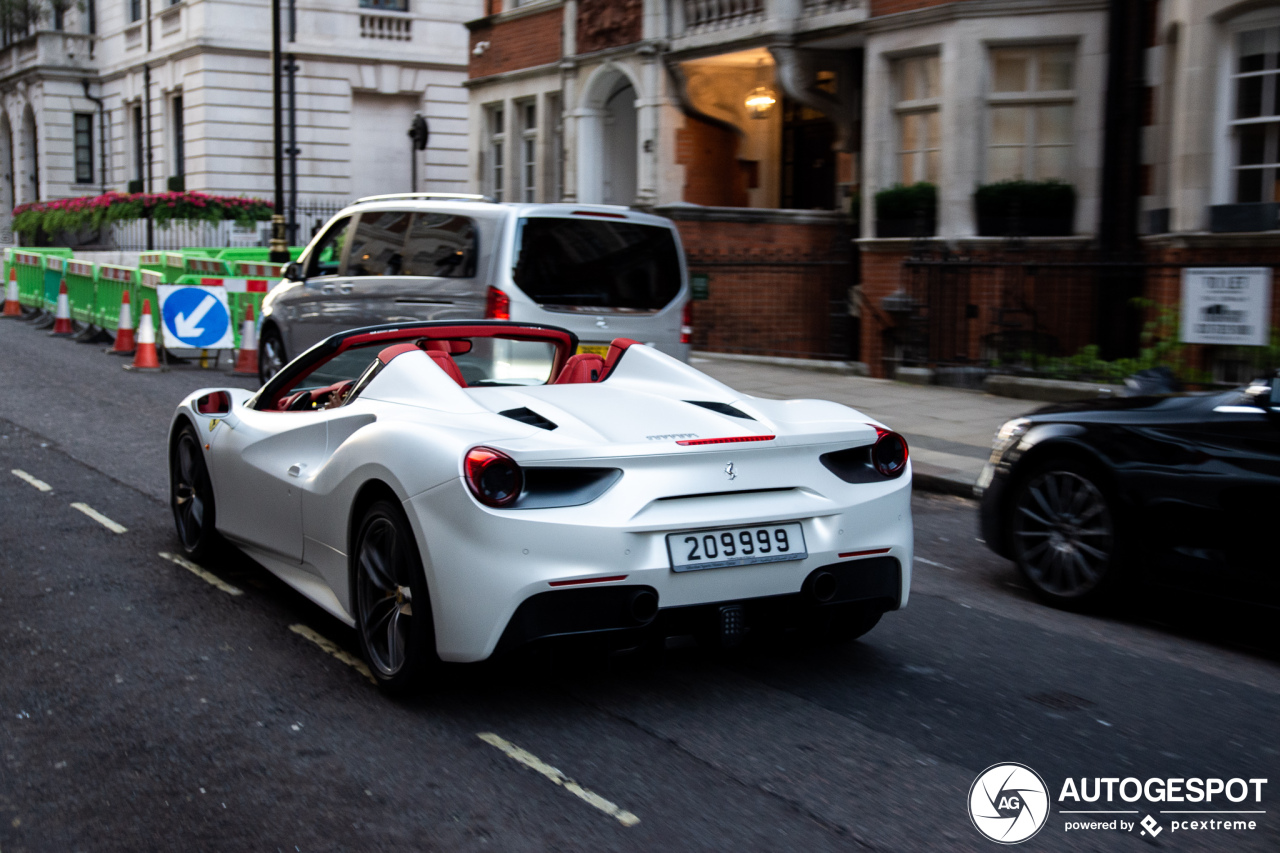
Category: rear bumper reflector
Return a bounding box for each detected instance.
[838,548,892,558]
[548,575,628,587]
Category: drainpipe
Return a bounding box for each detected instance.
[144,63,153,249]
[81,78,106,195]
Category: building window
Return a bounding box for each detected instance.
[129,0,143,23]
[172,94,185,177]
[894,54,941,185]
[74,114,93,184]
[986,46,1076,183]
[359,0,408,11]
[1230,25,1280,203]
[518,99,537,202]
[546,92,563,202]
[485,103,505,202]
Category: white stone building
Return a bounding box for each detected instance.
[0,0,481,243]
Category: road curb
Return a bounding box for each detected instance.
[692,350,870,376]
[912,470,977,499]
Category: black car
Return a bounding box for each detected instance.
[978,375,1280,609]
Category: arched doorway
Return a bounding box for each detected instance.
[577,67,638,205]
[601,83,636,205]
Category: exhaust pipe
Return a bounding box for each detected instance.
[810,571,838,603]
[627,589,659,624]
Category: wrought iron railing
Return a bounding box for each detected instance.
[680,0,765,35]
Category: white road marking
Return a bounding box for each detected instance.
[477,732,640,827]
[10,469,51,492]
[914,556,956,571]
[70,502,127,534]
[288,624,375,685]
[158,552,243,596]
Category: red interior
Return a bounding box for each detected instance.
[552,353,605,384]
[260,323,576,410]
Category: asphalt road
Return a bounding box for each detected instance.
[1,318,1277,852]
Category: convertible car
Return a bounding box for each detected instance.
[169,321,913,693]
[978,375,1280,610]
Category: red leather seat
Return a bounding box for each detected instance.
[378,340,467,387]
[553,353,606,384]
[602,338,641,378]
[377,342,420,364]
[427,350,468,387]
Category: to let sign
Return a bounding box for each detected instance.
[1180,268,1272,346]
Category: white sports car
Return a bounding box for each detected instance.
[169,321,913,693]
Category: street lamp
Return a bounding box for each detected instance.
[269,0,288,262]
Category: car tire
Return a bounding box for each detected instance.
[259,325,287,385]
[1008,457,1122,609]
[170,423,222,560]
[353,500,438,696]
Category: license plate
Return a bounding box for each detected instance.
[576,344,610,357]
[667,523,807,572]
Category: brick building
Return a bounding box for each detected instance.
[467,0,1280,381]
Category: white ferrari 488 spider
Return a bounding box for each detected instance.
[169,321,913,693]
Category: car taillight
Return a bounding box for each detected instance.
[485,286,510,321]
[680,301,692,344]
[870,426,909,477]
[464,446,523,507]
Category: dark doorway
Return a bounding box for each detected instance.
[781,98,836,210]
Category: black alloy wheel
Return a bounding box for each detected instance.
[1010,460,1119,608]
[354,501,437,695]
[171,425,221,559]
[258,326,287,385]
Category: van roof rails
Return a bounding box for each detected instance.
[352,193,494,205]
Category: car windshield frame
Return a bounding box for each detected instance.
[250,321,578,411]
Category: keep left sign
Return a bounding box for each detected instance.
[158,285,234,349]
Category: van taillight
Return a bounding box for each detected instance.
[681,302,692,344]
[485,286,510,321]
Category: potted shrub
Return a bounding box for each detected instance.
[974,180,1076,237]
[875,183,936,238]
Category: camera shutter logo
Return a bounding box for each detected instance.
[968,763,1050,844]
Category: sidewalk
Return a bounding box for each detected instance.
[692,354,1039,497]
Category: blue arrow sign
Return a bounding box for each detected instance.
[158,286,233,349]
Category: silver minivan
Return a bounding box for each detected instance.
[257,194,691,382]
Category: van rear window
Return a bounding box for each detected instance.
[512,217,681,311]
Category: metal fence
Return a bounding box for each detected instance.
[886,250,1133,383]
[107,201,347,251]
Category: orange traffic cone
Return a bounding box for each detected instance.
[2,266,22,317]
[48,279,76,337]
[231,304,259,376]
[125,298,163,372]
[109,290,136,355]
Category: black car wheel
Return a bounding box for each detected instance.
[354,500,437,695]
[1009,460,1119,607]
[170,424,221,559]
[259,326,287,385]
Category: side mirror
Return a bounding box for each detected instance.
[195,391,232,416]
[284,262,304,282]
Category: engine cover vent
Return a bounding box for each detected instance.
[499,407,558,431]
[685,400,755,420]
